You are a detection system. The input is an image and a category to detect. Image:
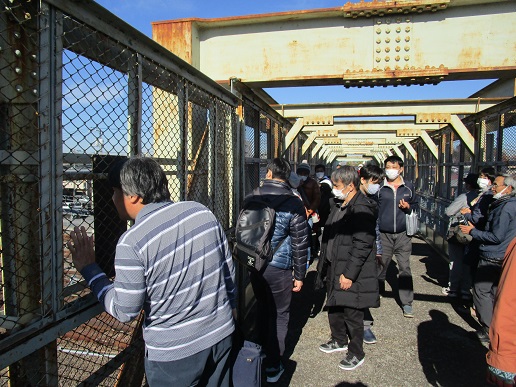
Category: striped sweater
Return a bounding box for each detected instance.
[81,201,236,361]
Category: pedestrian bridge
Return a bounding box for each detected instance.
[0,0,513,385]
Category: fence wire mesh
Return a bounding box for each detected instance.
[409,99,516,254]
[1,1,237,385]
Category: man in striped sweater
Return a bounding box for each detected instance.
[68,156,236,386]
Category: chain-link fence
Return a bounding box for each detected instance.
[401,97,516,255]
[0,0,238,385]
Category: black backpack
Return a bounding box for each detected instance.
[233,189,295,273]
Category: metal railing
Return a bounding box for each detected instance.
[401,97,516,255]
[0,0,238,385]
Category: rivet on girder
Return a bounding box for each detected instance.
[376,38,381,44]
[404,46,410,51]
[396,36,401,43]
[14,67,21,74]
[31,71,37,78]
[405,36,410,42]
[395,46,401,52]
[385,28,391,34]
[385,47,390,53]
[395,56,400,61]
[376,28,381,34]
[385,38,390,43]
[14,49,22,57]
[405,26,411,33]
[14,32,20,39]
[385,56,390,61]
[376,48,381,53]
[15,85,23,93]
[376,57,381,62]
[32,89,37,96]
[396,27,401,33]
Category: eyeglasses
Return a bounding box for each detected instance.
[492,183,506,188]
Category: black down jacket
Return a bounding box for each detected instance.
[318,190,380,309]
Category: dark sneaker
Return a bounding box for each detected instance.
[266,363,284,383]
[363,329,377,344]
[403,305,414,318]
[319,339,348,353]
[339,354,365,370]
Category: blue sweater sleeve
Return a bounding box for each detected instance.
[80,263,114,304]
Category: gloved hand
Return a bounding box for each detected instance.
[314,257,328,290]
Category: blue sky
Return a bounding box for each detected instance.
[94,0,494,104]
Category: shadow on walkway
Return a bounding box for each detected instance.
[418,309,487,386]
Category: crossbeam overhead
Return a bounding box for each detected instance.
[152,0,516,88]
[273,99,505,119]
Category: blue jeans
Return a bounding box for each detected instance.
[144,334,232,387]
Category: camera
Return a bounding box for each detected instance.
[458,215,469,226]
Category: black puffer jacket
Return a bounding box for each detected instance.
[254,179,310,280]
[318,191,380,309]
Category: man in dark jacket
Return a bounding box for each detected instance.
[317,166,379,371]
[249,158,310,383]
[460,173,516,343]
[376,155,419,318]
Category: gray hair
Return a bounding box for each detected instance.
[503,173,516,189]
[331,165,359,188]
[109,156,171,204]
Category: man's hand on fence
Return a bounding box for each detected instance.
[68,226,95,272]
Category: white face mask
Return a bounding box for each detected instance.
[315,172,324,179]
[299,175,308,182]
[493,186,508,200]
[366,183,380,195]
[332,188,351,200]
[385,169,400,180]
[477,178,490,190]
[332,188,349,200]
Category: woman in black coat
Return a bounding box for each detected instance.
[316,165,380,371]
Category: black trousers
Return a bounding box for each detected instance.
[328,305,365,359]
[250,265,292,369]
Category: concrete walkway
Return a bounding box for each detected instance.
[277,237,488,387]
